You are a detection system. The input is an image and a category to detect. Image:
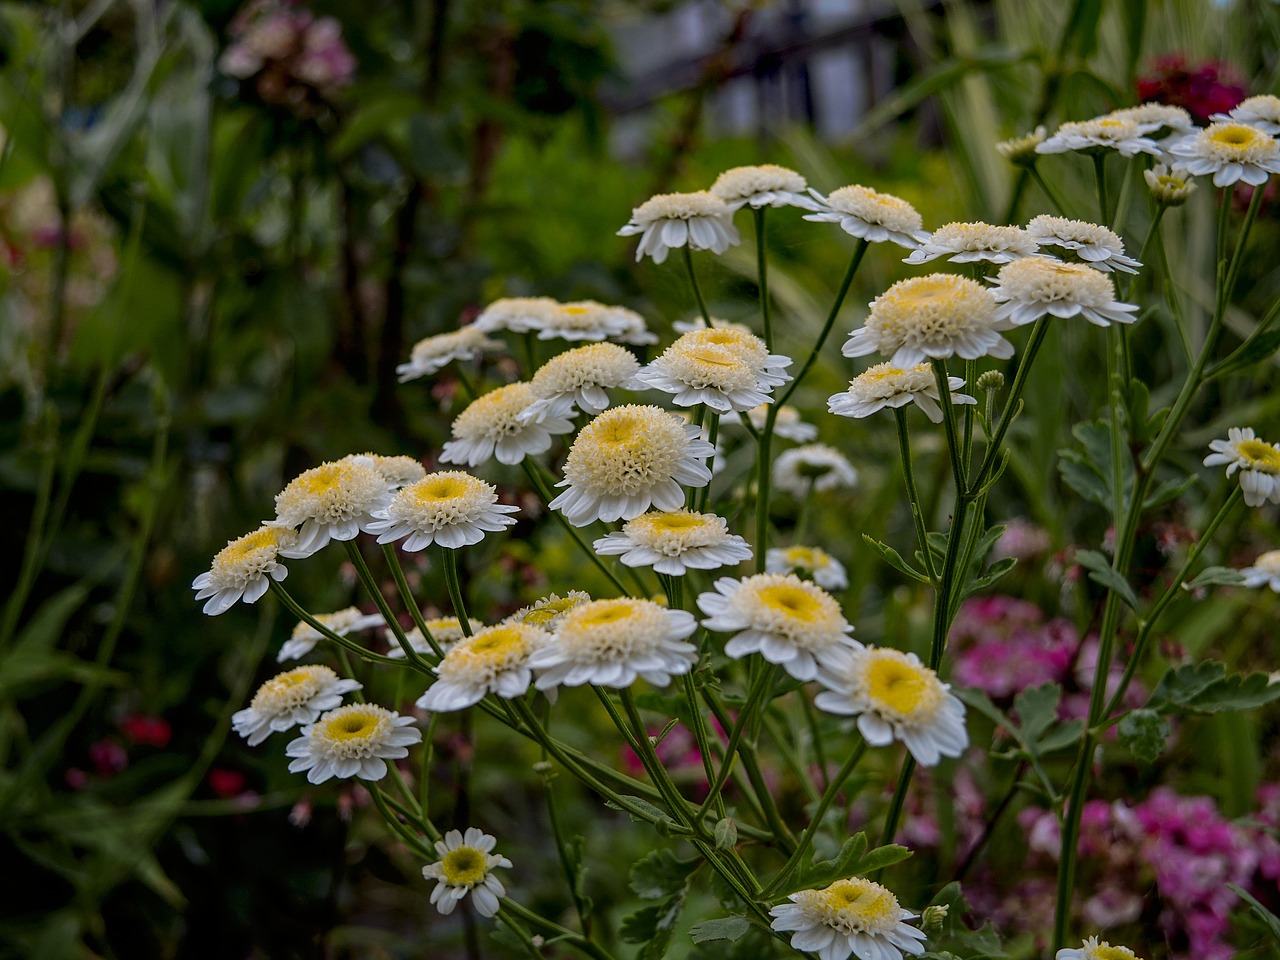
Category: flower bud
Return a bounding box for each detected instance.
[995,126,1046,166]
[977,370,1005,392]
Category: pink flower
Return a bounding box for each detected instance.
[119,713,172,748]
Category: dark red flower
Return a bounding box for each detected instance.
[119,713,172,748]
[208,767,249,798]
[1137,54,1247,124]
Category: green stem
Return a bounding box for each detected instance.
[269,580,420,670]
[696,664,774,819]
[696,412,720,512]
[1091,152,1109,224]
[894,409,937,582]
[682,672,726,821]
[683,244,712,327]
[969,318,1050,495]
[879,755,916,847]
[344,541,417,655]
[1030,166,1072,216]
[931,359,966,495]
[381,544,446,660]
[439,546,473,636]
[755,207,772,349]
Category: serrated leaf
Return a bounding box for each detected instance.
[1143,474,1197,510]
[970,556,1017,591]
[1012,684,1061,744]
[689,916,751,943]
[629,849,699,900]
[861,535,929,584]
[1118,709,1170,764]
[1183,566,1246,590]
[1058,458,1111,508]
[785,834,868,892]
[1036,719,1083,753]
[1075,549,1140,610]
[1149,661,1280,714]
[852,843,912,874]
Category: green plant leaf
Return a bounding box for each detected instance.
[1118,709,1170,764]
[1183,566,1246,590]
[1075,549,1140,610]
[628,849,698,900]
[861,535,930,583]
[1229,883,1280,944]
[689,916,751,944]
[1148,661,1280,714]
[1207,329,1280,380]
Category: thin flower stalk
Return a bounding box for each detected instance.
[682,245,712,327]
[268,580,417,671]
[755,207,773,349]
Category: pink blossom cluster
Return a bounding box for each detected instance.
[949,596,1077,700]
[219,0,355,109]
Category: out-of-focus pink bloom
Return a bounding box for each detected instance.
[991,518,1052,561]
[289,795,313,828]
[208,768,249,798]
[949,595,1077,699]
[88,738,128,778]
[119,713,172,748]
[219,0,355,111]
[1137,54,1247,124]
[64,768,89,790]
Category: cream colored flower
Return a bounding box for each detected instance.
[1144,164,1196,205]
[1167,122,1280,186]
[277,606,385,662]
[594,509,752,575]
[385,618,469,658]
[772,443,858,495]
[804,184,927,249]
[1036,117,1163,157]
[743,404,819,441]
[989,256,1139,327]
[709,164,818,211]
[397,326,504,381]
[1026,215,1142,274]
[440,382,575,467]
[995,126,1046,165]
[1056,936,1145,960]
[233,665,362,746]
[472,296,560,334]
[766,545,848,590]
[193,524,296,615]
[1238,550,1280,592]
[769,876,927,960]
[828,362,975,424]
[368,471,519,550]
[1212,94,1280,135]
[1104,103,1194,133]
[285,703,421,783]
[520,343,642,423]
[274,457,393,558]
[617,191,740,264]
[904,222,1036,265]
[419,622,548,710]
[634,335,778,414]
[423,828,511,918]
[533,301,655,344]
[1204,427,1280,506]
[505,591,592,630]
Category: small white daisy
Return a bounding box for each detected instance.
[352,453,427,489]
[277,606,386,663]
[670,316,752,335]
[743,403,819,441]
[1204,427,1280,507]
[804,184,928,249]
[1144,163,1197,205]
[528,597,698,689]
[1035,117,1164,158]
[367,471,519,551]
[766,545,848,591]
[678,326,792,389]
[828,362,975,424]
[385,618,470,658]
[989,256,1140,327]
[1056,936,1145,960]
[814,644,968,766]
[549,405,715,526]
[193,524,296,616]
[698,573,855,682]
[709,164,818,211]
[1212,94,1280,135]
[1166,122,1280,186]
[472,297,561,335]
[440,382,575,467]
[593,509,752,576]
[397,326,504,381]
[233,665,362,746]
[904,222,1037,265]
[1104,103,1195,134]
[505,591,593,630]
[773,444,858,496]
[1238,550,1280,592]
[617,191,740,264]
[274,457,395,558]
[531,301,646,344]
[423,828,512,918]
[843,274,1014,368]
[1026,215,1143,274]
[633,335,778,414]
[995,126,1047,165]
[519,342,642,423]
[285,702,422,784]
[769,876,927,960]
[418,622,549,710]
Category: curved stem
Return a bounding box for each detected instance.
[755,207,772,349]
[268,580,423,671]
[894,409,937,582]
[969,318,1050,495]
[683,245,712,327]
[439,546,473,636]
[381,544,446,660]
[931,359,966,496]
[878,755,916,848]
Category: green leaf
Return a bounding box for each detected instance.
[1062,0,1105,58]
[605,795,674,826]
[1118,709,1170,764]
[1183,566,1246,590]
[1126,380,1151,440]
[714,817,738,850]
[861,535,930,584]
[1143,474,1197,510]
[1229,883,1280,944]
[1075,549,1140,610]
[1013,684,1061,744]
[970,557,1016,592]
[629,849,699,900]
[1036,719,1083,754]
[1207,329,1280,380]
[689,916,751,944]
[782,834,867,893]
[1058,458,1111,508]
[852,843,912,874]
[1149,661,1280,715]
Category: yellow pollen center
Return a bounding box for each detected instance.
[759,584,822,619]
[578,603,634,627]
[441,847,487,886]
[866,659,929,714]
[298,465,343,495]
[1239,438,1280,469]
[1214,126,1261,147]
[650,513,703,531]
[471,628,523,655]
[785,546,822,566]
[560,305,589,316]
[806,877,902,933]
[416,476,470,502]
[689,347,736,368]
[323,713,378,741]
[1094,948,1137,960]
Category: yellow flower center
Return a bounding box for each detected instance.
[250,665,337,714]
[857,648,945,723]
[470,627,524,656]
[1199,122,1279,163]
[562,405,691,497]
[867,274,996,348]
[441,847,488,886]
[436,623,543,688]
[759,583,822,617]
[556,599,674,661]
[800,877,903,935]
[1093,947,1140,960]
[452,383,536,441]
[1238,438,1280,471]
[521,595,589,626]
[320,707,383,742]
[826,185,923,233]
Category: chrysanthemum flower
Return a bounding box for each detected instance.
[804,185,927,249]
[814,644,968,766]
[423,828,512,918]
[772,443,858,495]
[1204,427,1280,506]
[519,343,642,423]
[285,703,421,783]
[769,876,927,960]
[1026,215,1142,274]
[1144,163,1196,205]
[1104,102,1195,133]
[1167,122,1280,186]
[617,191,740,264]
[549,405,715,526]
[531,301,642,343]
[1238,550,1280,591]
[828,362,975,424]
[843,274,1013,367]
[418,623,548,710]
[1036,117,1163,157]
[594,509,752,575]
[709,164,817,211]
[506,591,592,630]
[529,598,698,688]
[677,326,792,388]
[352,453,427,489]
[904,222,1037,265]
[698,573,855,681]
[1056,936,1145,960]
[367,471,519,551]
[440,382,575,467]
[1212,94,1280,134]
[989,256,1140,327]
[274,457,394,558]
[193,524,296,615]
[995,126,1046,165]
[742,403,819,441]
[233,665,362,746]
[397,326,504,381]
[766,545,848,591]
[634,336,777,414]
[385,618,469,659]
[277,606,386,662]
[472,296,560,335]
[671,316,752,335]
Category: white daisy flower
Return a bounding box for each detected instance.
[529,597,698,689]
[440,382,575,467]
[1056,936,1145,960]
[670,316,752,335]
[743,403,819,441]
[1212,94,1280,135]
[904,222,1037,265]
[769,876,927,960]
[277,606,386,662]
[1144,163,1197,206]
[814,644,968,766]
[634,336,778,414]
[1204,427,1280,507]
[423,828,512,918]
[530,301,640,344]
[698,573,855,682]
[843,274,1014,368]
[397,326,504,381]
[385,618,470,658]
[989,256,1140,327]
[773,444,858,496]
[678,326,792,389]
[351,453,427,489]
[995,125,1047,165]
[418,622,549,710]
[1167,122,1280,186]
[709,164,819,211]
[766,545,848,591]
[1238,550,1280,592]
[828,362,976,424]
[1105,103,1195,134]
[274,457,395,558]
[1025,215,1143,274]
[505,591,593,630]
[519,342,642,423]
[232,665,362,746]
[593,509,752,576]
[549,405,715,526]
[804,184,928,249]
[1035,117,1164,158]
[193,524,296,616]
[617,191,740,264]
[284,702,422,784]
[472,296,561,335]
[367,471,519,551]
